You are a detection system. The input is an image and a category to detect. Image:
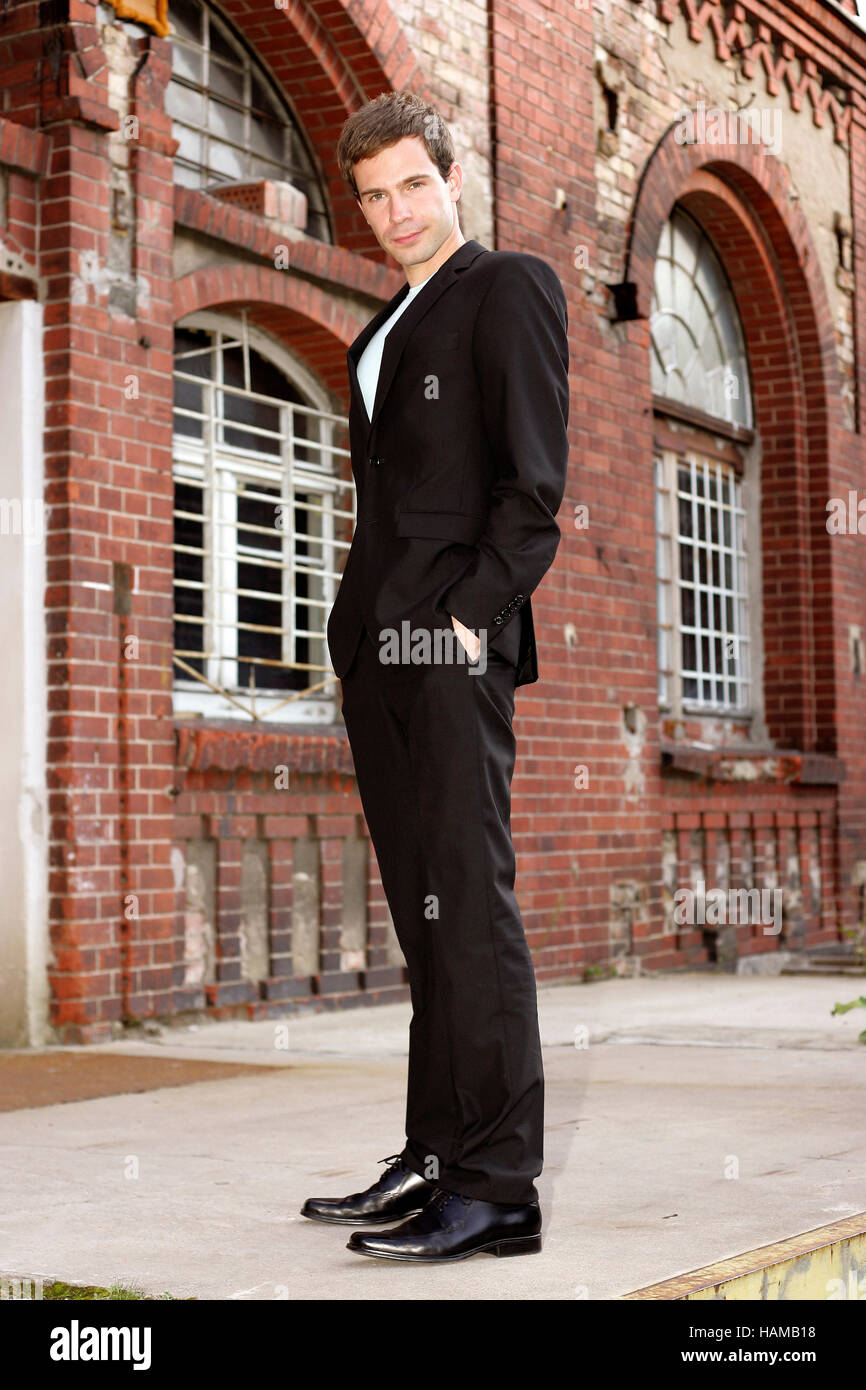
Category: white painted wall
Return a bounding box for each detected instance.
[0,299,49,1046]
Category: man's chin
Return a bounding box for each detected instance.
[390,238,426,260]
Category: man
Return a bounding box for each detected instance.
[300,91,569,1262]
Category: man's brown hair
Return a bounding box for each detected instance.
[336,91,457,202]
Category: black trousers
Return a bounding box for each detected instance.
[339,624,544,1205]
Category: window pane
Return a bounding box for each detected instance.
[249,346,296,402]
[238,488,282,556]
[174,328,212,437]
[174,480,205,677]
[209,18,239,64]
[166,82,206,125]
[223,392,280,457]
[174,378,203,438]
[252,76,283,120]
[210,59,244,106]
[650,204,752,427]
[173,163,200,190]
[236,484,296,692]
[249,120,285,162]
[173,124,203,166]
[175,327,214,378]
[699,588,709,630]
[208,139,246,180]
[172,43,203,84]
[208,99,246,146]
[171,0,203,44]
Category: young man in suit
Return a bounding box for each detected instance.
[300,91,570,1262]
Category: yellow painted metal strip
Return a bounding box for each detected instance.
[623,1212,866,1300]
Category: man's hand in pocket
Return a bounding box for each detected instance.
[451,613,481,662]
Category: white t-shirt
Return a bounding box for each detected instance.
[357,274,433,421]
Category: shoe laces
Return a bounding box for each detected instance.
[430,1187,472,1211]
[377,1153,404,1171]
[370,1153,405,1189]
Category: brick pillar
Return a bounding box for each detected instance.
[42,9,179,1041]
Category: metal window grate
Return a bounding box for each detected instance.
[655,448,750,714]
[173,320,354,720]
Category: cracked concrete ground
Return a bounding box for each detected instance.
[1,970,865,1300]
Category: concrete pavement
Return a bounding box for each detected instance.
[1,968,866,1299]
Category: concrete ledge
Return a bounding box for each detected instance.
[623,1212,866,1300]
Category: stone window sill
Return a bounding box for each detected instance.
[174,719,352,775]
[660,744,845,786]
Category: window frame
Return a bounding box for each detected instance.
[655,443,752,717]
[650,203,753,431]
[172,311,353,724]
[167,0,332,242]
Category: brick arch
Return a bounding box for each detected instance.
[214,0,437,256]
[624,129,842,754]
[174,262,367,405]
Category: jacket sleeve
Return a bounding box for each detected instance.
[437,253,570,646]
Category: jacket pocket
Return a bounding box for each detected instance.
[395,509,484,544]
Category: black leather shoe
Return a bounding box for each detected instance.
[299,1154,435,1225]
[346,1187,542,1261]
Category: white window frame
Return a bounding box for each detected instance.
[655,446,752,717]
[173,311,354,723]
[650,204,753,432]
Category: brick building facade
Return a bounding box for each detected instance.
[1,0,864,1045]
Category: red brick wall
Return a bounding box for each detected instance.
[2,0,862,1042]
[487,0,861,972]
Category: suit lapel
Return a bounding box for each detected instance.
[346,283,410,414]
[347,238,488,452]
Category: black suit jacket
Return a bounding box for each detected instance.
[326,237,569,687]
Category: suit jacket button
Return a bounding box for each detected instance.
[369,456,380,467]
[494,615,503,625]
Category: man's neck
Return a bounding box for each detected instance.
[403,229,466,287]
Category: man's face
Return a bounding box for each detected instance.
[352,135,462,273]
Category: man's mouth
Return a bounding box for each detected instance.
[393,230,423,243]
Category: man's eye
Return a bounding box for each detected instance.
[368,182,422,202]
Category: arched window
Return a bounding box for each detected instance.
[172,313,352,722]
[167,0,331,242]
[651,204,752,429]
[651,206,758,721]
